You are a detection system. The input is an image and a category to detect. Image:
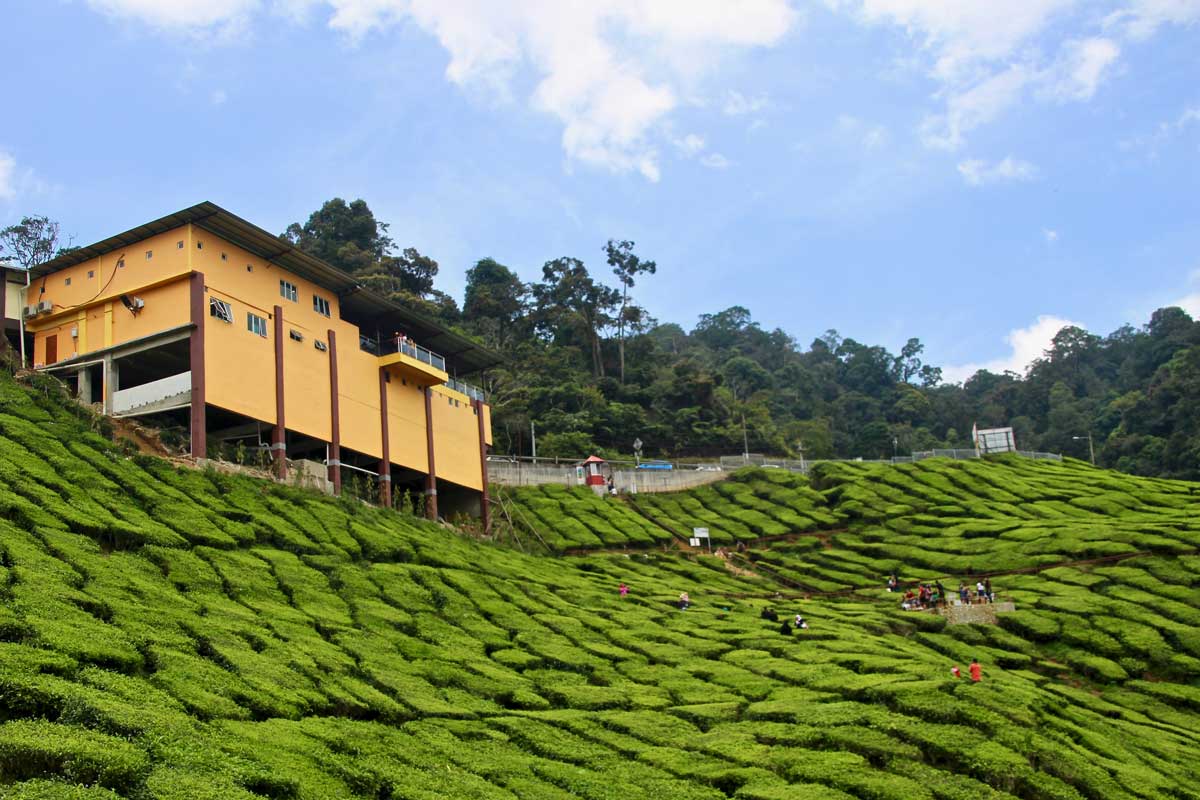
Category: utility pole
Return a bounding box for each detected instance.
[741,412,750,463]
[531,421,537,464]
[1072,433,1095,466]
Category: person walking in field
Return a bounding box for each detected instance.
[969,658,982,682]
[984,577,994,602]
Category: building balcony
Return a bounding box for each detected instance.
[375,338,448,385]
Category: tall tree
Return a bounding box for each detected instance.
[0,215,64,270]
[604,239,657,384]
[533,257,619,378]
[282,198,392,274]
[463,258,528,350]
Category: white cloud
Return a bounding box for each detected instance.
[84,0,797,181]
[674,133,707,158]
[0,151,15,202]
[699,152,731,169]
[86,0,260,32]
[1043,37,1121,101]
[829,0,1193,150]
[1104,0,1200,40]
[723,90,769,116]
[837,114,890,150]
[920,65,1029,150]
[210,88,228,105]
[1121,104,1200,156]
[1043,228,1059,243]
[942,314,1084,383]
[956,156,1038,186]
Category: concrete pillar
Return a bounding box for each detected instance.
[188,272,206,460]
[272,304,287,480]
[327,329,341,494]
[103,356,117,415]
[424,386,438,521]
[378,368,392,508]
[77,367,93,405]
[474,398,490,534]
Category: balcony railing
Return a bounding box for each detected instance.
[446,377,486,403]
[364,335,447,372]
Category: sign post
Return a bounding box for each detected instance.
[692,527,711,554]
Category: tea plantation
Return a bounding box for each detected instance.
[1,372,1199,800]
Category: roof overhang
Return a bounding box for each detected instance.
[31,202,503,374]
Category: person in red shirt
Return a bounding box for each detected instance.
[969,658,982,682]
[951,665,962,679]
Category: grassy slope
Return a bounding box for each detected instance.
[0,374,1198,799]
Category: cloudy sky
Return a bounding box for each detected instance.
[2,0,1198,381]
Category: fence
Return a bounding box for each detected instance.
[490,447,1063,490]
[487,459,725,493]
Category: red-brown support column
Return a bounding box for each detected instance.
[273,305,287,480]
[424,386,438,521]
[474,398,491,534]
[327,329,341,495]
[0,267,8,353]
[378,368,392,507]
[188,272,206,460]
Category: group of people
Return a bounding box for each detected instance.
[889,574,996,610]
[951,659,983,682]
[761,606,809,635]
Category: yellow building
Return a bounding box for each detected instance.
[21,202,500,525]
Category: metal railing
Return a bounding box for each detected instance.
[446,377,485,402]
[364,335,447,372]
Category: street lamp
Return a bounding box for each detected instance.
[1071,434,1095,466]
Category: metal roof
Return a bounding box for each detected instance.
[31,202,503,373]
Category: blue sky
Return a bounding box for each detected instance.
[2,0,1198,381]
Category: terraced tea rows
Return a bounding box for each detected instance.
[0,373,1198,799]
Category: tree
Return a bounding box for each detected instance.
[604,239,657,384]
[0,215,63,270]
[532,258,619,378]
[282,198,392,274]
[463,258,528,350]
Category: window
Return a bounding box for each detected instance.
[220,252,228,262]
[280,280,298,302]
[117,258,125,269]
[246,264,254,272]
[177,240,184,249]
[196,241,204,250]
[209,297,233,323]
[314,340,328,352]
[64,277,71,286]
[247,312,268,337]
[289,329,304,342]
[313,295,331,317]
[87,270,94,279]
[145,250,153,260]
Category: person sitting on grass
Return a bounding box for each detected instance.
[678,592,690,611]
[887,574,899,592]
[951,665,962,679]
[794,614,809,630]
[619,583,628,598]
[778,620,793,636]
[761,607,778,622]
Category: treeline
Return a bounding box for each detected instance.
[10,201,1194,479]
[276,199,1200,481]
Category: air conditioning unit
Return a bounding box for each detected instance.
[22,305,38,319]
[36,300,52,315]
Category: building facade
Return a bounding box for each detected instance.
[20,203,498,526]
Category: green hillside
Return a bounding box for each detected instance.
[1,372,1199,799]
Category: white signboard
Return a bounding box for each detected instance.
[689,538,701,547]
[693,527,709,539]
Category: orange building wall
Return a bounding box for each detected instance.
[31,278,190,366]
[431,385,485,491]
[27,221,493,493]
[385,375,430,474]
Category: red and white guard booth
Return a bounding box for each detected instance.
[577,455,609,496]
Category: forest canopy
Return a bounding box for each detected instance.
[272,198,1200,480]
